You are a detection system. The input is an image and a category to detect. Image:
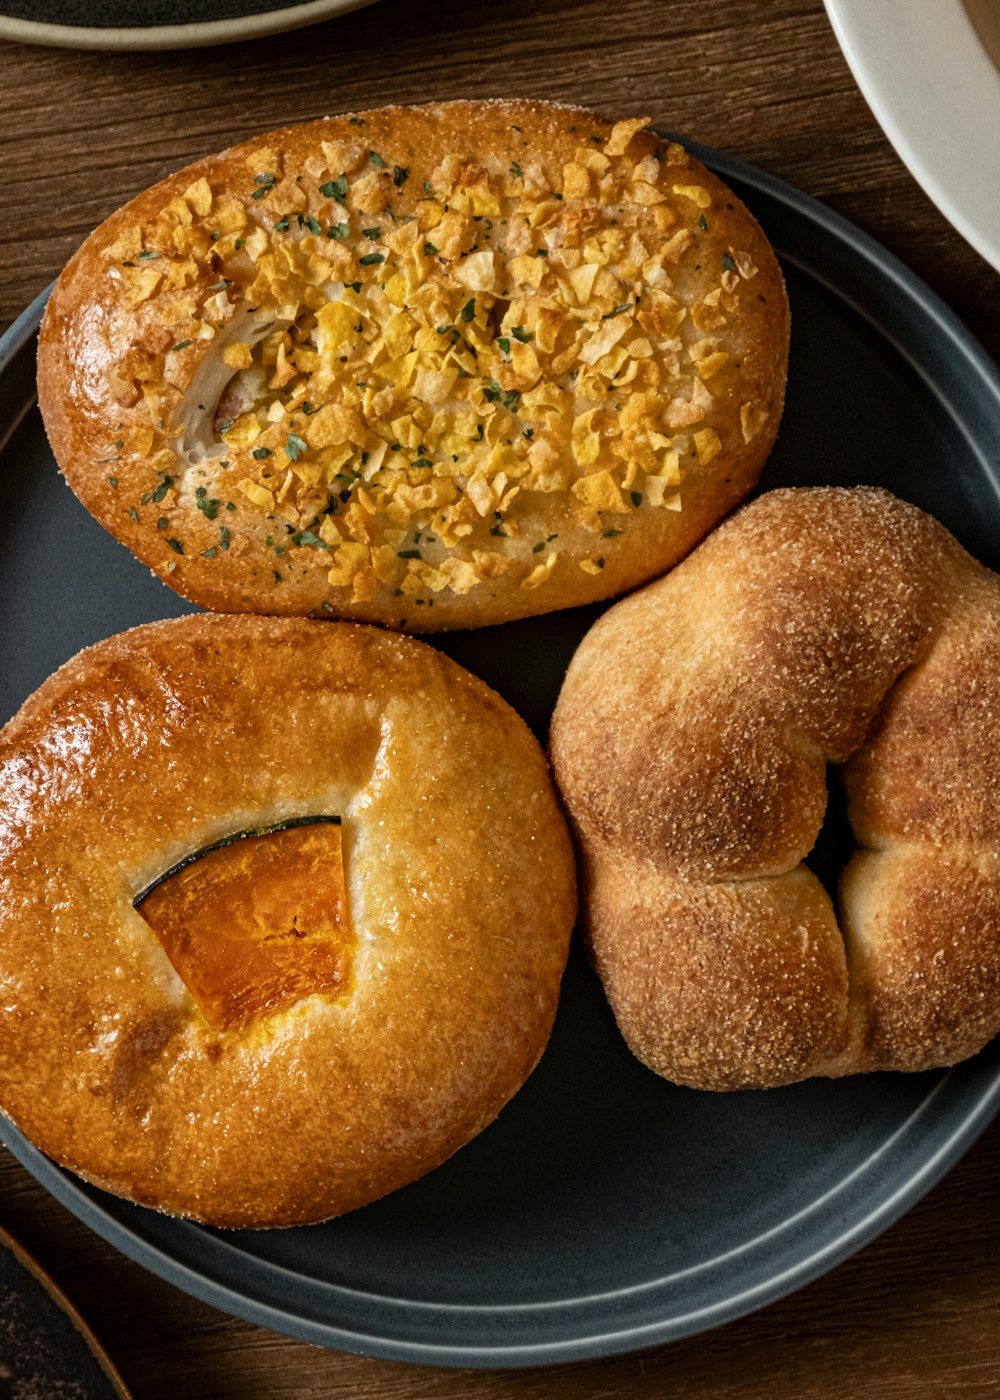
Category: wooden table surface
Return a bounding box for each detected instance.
[2,1,999,1395]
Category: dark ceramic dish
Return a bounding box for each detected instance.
[0,1226,131,1396]
[1,142,999,1367]
[0,0,377,50]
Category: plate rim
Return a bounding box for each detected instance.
[823,0,1000,273]
[5,1060,1000,1365]
[0,0,378,52]
[0,1223,133,1397]
[3,136,1000,1368]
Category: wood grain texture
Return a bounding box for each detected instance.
[2,0,1000,1394]
[2,0,999,359]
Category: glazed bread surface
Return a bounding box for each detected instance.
[38,99,788,629]
[0,617,576,1225]
[551,487,1000,1089]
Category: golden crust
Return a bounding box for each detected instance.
[0,617,576,1225]
[550,487,1000,1089]
[38,99,788,630]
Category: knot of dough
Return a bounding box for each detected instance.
[551,487,1000,1090]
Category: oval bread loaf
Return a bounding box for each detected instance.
[38,100,789,630]
[0,617,576,1225]
[551,487,1000,1090]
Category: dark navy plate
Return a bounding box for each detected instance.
[0,0,378,51]
[0,1226,131,1397]
[2,143,1000,1367]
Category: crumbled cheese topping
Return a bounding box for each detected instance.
[107,117,767,603]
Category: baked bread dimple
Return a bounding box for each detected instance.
[550,487,1000,1090]
[0,617,576,1226]
[38,99,788,630]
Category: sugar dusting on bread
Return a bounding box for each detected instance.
[551,487,1000,1089]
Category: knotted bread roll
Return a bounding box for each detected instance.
[0,617,575,1224]
[551,487,1000,1090]
[38,100,788,629]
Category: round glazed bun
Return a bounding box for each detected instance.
[551,487,1000,1090]
[0,617,575,1225]
[38,99,788,631]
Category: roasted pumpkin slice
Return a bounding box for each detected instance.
[135,817,351,1030]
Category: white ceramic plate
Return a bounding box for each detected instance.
[824,0,1000,273]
